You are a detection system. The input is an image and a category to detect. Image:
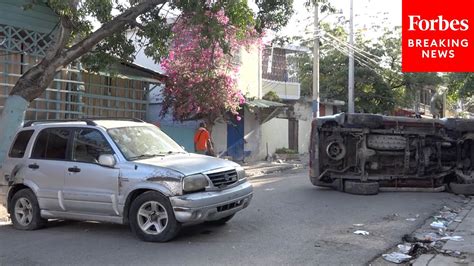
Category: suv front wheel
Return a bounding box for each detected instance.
[129,191,181,242]
[9,189,47,230]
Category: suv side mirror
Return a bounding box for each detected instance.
[98,154,116,167]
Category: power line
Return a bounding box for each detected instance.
[321,34,402,79]
[323,32,383,65]
[320,35,401,85]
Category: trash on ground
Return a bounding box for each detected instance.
[423,232,441,242]
[264,188,275,191]
[353,230,369,236]
[397,244,412,254]
[382,252,412,264]
[353,223,364,227]
[440,236,464,241]
[430,221,447,230]
[406,218,417,222]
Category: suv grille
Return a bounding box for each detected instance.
[207,169,238,188]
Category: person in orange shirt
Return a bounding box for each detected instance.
[194,122,214,155]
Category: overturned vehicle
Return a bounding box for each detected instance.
[309,113,474,195]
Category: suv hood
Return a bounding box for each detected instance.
[135,153,240,176]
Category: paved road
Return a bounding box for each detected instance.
[0,169,464,265]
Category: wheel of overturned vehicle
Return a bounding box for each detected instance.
[205,214,235,226]
[326,141,346,161]
[129,191,181,242]
[448,182,474,196]
[9,189,46,230]
[344,181,379,195]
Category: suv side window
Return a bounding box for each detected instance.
[9,130,34,158]
[72,128,113,164]
[31,128,70,160]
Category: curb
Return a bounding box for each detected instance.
[410,199,474,266]
[244,163,304,178]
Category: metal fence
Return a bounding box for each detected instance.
[0,24,158,121]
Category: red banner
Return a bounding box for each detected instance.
[402,0,474,72]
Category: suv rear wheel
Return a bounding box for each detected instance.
[9,189,46,230]
[129,191,181,242]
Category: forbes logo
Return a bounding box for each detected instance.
[408,15,469,31]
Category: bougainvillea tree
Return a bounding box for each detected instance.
[160,10,261,128]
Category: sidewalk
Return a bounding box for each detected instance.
[241,155,307,178]
[413,200,474,266]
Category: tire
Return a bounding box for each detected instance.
[206,214,235,226]
[9,189,46,230]
[129,191,181,242]
[344,181,379,195]
[449,183,474,196]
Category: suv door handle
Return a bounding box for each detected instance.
[67,167,81,173]
[28,164,39,169]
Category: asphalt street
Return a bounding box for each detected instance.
[0,168,464,265]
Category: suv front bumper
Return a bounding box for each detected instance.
[170,181,253,224]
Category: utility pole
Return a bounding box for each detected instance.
[348,0,355,113]
[312,1,320,118]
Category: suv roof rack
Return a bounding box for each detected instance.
[83,117,145,123]
[23,119,97,127]
[23,117,145,128]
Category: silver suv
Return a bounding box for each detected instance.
[0,119,253,242]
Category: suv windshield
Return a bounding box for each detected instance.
[108,126,185,160]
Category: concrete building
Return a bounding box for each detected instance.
[0,0,163,121]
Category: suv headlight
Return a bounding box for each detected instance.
[183,174,209,192]
[236,166,246,180]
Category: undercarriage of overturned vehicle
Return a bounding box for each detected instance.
[310,115,474,195]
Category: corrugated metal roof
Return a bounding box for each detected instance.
[245,99,287,108]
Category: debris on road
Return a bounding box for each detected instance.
[353,230,369,236]
[430,221,447,230]
[397,244,413,254]
[440,236,464,241]
[382,252,412,264]
[352,223,364,227]
[406,218,417,222]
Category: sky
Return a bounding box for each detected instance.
[278,0,402,40]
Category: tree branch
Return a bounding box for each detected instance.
[59,0,166,68]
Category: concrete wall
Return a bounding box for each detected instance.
[262,79,300,100]
[260,118,289,158]
[238,47,261,99]
[294,101,313,154]
[324,104,334,116]
[146,103,198,152]
[242,109,262,161]
[212,120,227,157]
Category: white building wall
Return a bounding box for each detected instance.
[294,102,312,154]
[238,47,261,98]
[260,118,289,159]
[243,109,262,161]
[212,120,227,157]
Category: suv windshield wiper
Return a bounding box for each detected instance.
[165,151,186,155]
[128,153,165,161]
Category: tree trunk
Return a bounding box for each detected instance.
[0,0,165,166]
